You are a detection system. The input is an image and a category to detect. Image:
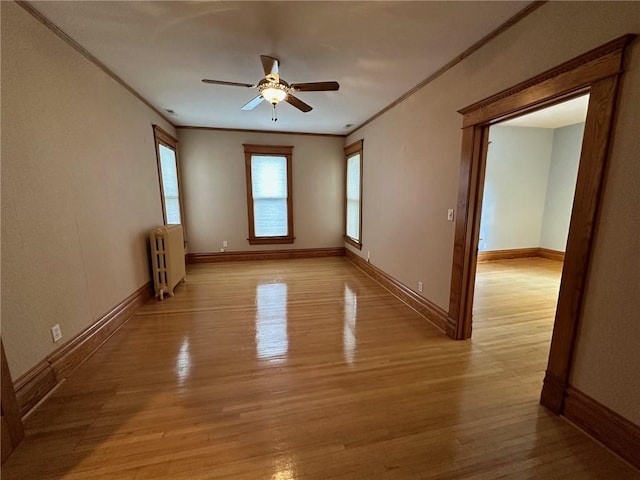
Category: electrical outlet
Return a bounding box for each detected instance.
[447,209,455,221]
[418,281,423,292]
[223,240,228,248]
[51,324,62,343]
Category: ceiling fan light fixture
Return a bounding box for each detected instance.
[202,55,338,116]
[260,84,287,104]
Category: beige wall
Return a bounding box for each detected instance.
[177,129,344,253]
[346,2,640,423]
[1,2,175,378]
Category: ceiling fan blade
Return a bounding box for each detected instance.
[285,94,313,113]
[260,55,279,76]
[202,79,254,88]
[290,81,339,92]
[241,95,265,111]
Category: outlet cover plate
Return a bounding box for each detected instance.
[51,324,62,343]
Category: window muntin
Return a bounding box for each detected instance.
[344,140,363,249]
[244,144,294,245]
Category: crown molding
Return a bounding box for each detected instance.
[15,1,176,128]
[347,1,547,137]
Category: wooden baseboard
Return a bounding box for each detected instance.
[537,248,565,262]
[477,247,565,262]
[14,282,153,417]
[563,385,640,469]
[186,247,345,264]
[345,250,447,332]
[477,248,540,262]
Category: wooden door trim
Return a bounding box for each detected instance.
[459,34,635,127]
[446,126,488,339]
[447,34,636,415]
[540,73,622,412]
[1,340,24,464]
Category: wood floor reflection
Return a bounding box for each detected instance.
[3,257,638,479]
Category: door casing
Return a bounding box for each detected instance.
[446,34,636,413]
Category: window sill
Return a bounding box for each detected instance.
[248,236,295,245]
[344,236,362,250]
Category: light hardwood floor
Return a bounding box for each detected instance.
[2,257,638,479]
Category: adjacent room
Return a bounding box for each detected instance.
[2,1,639,478]
[473,95,587,366]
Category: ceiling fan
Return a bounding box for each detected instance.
[202,55,339,121]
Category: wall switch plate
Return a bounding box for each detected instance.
[223,240,228,248]
[51,324,62,343]
[418,281,423,292]
[447,209,455,221]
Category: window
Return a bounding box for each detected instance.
[344,140,363,249]
[153,125,184,226]
[244,144,294,245]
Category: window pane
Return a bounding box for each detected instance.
[159,145,179,197]
[252,156,287,199]
[347,154,360,201]
[159,144,181,224]
[254,199,288,236]
[252,155,288,237]
[346,200,359,239]
[165,197,181,224]
[346,154,360,240]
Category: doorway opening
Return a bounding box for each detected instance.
[472,95,589,383]
[446,34,635,414]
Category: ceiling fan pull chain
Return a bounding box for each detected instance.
[272,103,278,122]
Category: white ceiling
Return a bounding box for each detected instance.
[500,95,590,129]
[31,1,531,134]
